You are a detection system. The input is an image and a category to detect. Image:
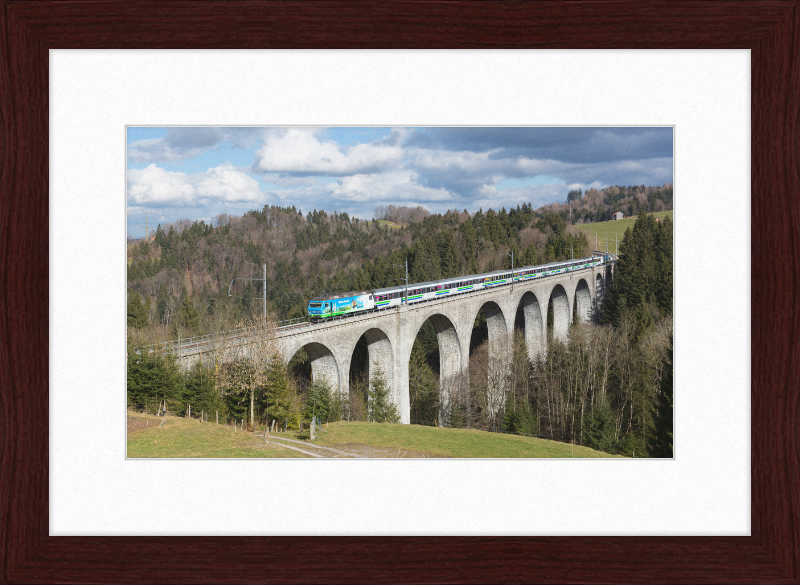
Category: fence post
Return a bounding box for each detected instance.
[216,411,218,424]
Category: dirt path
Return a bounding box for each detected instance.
[263,435,437,458]
[266,436,364,458]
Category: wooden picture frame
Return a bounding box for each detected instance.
[1,1,798,583]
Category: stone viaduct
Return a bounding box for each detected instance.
[174,262,612,424]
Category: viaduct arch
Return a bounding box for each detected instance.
[175,263,613,425]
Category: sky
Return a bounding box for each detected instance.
[126,126,673,237]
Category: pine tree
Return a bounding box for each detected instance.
[655,216,673,315]
[648,334,673,457]
[262,355,293,424]
[127,343,181,413]
[367,363,400,423]
[501,391,517,433]
[584,398,618,454]
[127,292,149,328]
[183,362,227,419]
[304,378,332,423]
[176,295,199,333]
[409,343,439,424]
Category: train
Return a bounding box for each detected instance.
[307,254,611,322]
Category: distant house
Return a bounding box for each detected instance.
[613,211,624,220]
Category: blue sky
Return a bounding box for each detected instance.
[126,126,673,236]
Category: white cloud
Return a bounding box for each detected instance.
[194,163,262,202]
[127,165,195,206]
[254,128,403,175]
[127,163,264,207]
[329,171,454,203]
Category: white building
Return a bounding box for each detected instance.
[613,211,624,220]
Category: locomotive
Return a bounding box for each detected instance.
[307,255,606,322]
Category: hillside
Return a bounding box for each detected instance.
[309,421,621,458]
[126,184,672,346]
[575,210,673,253]
[127,414,620,458]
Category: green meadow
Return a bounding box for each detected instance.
[574,210,673,254]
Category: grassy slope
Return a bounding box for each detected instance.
[375,219,404,230]
[573,210,673,254]
[126,413,306,458]
[127,416,619,458]
[309,421,620,458]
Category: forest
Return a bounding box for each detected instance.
[127,183,673,456]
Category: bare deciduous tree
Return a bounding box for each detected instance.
[216,316,282,429]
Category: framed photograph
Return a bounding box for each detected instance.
[2,2,798,583]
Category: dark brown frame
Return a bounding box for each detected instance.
[1,1,798,583]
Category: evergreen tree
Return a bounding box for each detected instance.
[367,363,400,423]
[501,392,517,433]
[127,343,181,413]
[304,378,332,423]
[648,334,673,457]
[599,213,664,330]
[127,292,149,328]
[655,216,673,315]
[261,355,294,425]
[176,295,199,333]
[408,344,439,424]
[183,362,227,419]
[584,398,618,453]
[438,230,460,278]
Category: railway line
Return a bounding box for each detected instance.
[144,254,616,358]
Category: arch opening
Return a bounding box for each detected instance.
[346,328,394,421]
[409,314,462,427]
[515,291,545,361]
[468,301,510,430]
[547,284,571,344]
[595,272,605,310]
[287,341,340,398]
[575,279,592,324]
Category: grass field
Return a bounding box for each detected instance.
[375,219,404,230]
[308,421,620,458]
[126,413,306,458]
[128,414,620,458]
[573,210,673,254]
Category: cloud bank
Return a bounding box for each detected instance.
[127,126,673,233]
